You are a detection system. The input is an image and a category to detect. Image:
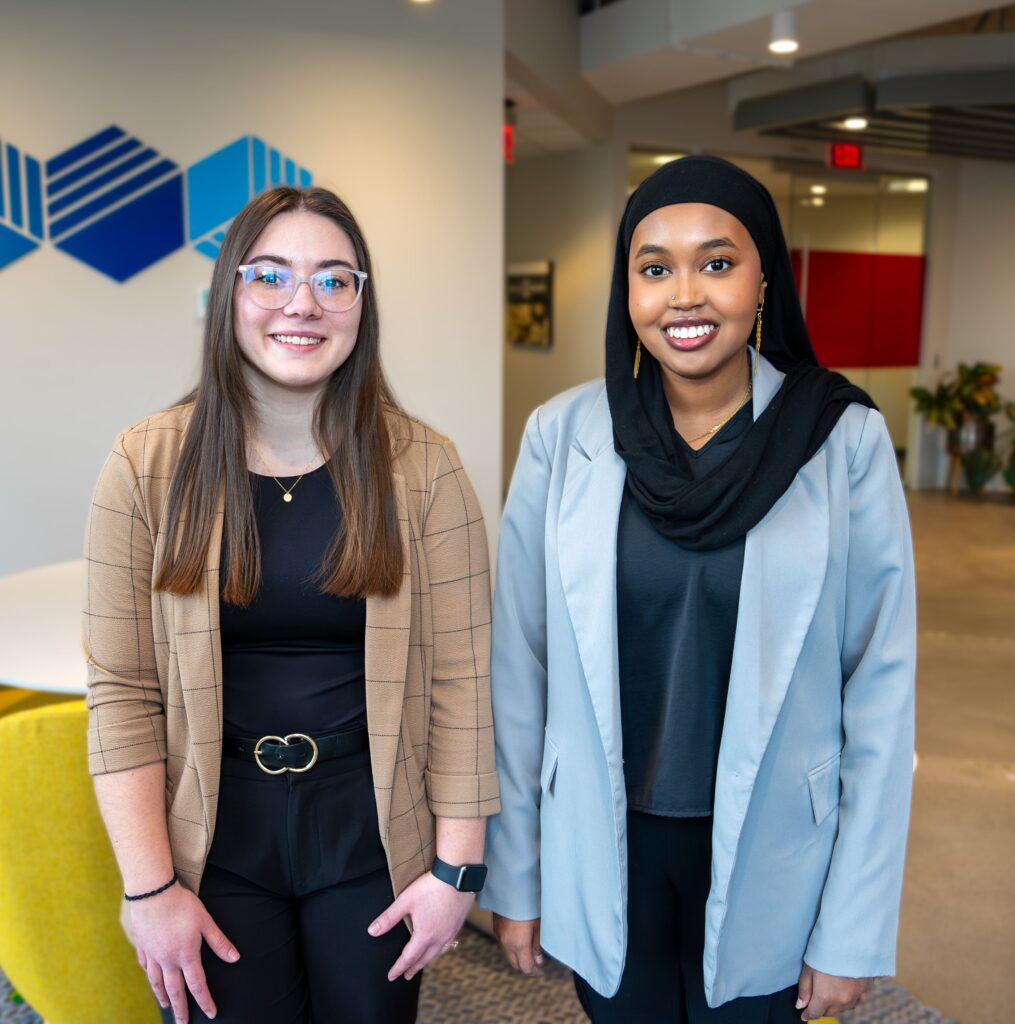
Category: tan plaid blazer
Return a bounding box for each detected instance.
[84,403,499,900]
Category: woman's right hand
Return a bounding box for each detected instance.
[492,913,544,976]
[130,882,239,1023]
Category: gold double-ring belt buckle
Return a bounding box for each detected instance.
[253,733,319,775]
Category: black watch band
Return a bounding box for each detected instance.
[431,856,488,893]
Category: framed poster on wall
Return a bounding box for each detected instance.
[506,260,553,348]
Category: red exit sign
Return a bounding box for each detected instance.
[827,142,864,169]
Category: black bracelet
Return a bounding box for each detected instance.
[124,874,178,902]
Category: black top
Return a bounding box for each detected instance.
[219,465,367,738]
[617,401,751,816]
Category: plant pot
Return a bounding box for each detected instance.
[947,412,995,456]
[962,446,1001,494]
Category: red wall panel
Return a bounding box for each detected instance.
[790,250,925,368]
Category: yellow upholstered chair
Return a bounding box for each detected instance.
[0,698,159,1023]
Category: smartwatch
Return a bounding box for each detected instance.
[431,856,488,893]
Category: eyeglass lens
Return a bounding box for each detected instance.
[241,266,363,312]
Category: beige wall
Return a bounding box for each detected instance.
[503,143,623,495]
[0,0,504,575]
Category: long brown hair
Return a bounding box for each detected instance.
[155,186,405,603]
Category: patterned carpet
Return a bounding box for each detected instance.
[1,927,957,1023]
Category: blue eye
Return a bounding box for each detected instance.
[254,268,283,287]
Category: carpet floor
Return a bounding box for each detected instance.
[1,926,957,1023]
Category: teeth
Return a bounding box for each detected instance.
[273,334,322,346]
[666,324,715,339]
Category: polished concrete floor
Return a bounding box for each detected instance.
[896,491,1015,1024]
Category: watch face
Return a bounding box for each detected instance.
[459,864,488,892]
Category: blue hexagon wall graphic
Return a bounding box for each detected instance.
[45,126,184,282]
[0,139,44,270]
[0,126,314,280]
[188,136,312,260]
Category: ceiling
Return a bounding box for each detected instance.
[579,0,1010,105]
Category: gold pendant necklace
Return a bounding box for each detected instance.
[273,475,305,503]
[686,382,753,445]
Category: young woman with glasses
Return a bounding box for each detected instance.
[84,186,499,1024]
[481,156,915,1023]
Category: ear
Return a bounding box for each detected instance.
[757,277,768,307]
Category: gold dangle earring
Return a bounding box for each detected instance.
[754,302,764,376]
[633,339,642,380]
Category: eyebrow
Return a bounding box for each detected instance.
[632,237,739,259]
[246,254,357,270]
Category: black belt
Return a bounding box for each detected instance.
[223,726,368,775]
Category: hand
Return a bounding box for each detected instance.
[130,882,239,1023]
[492,913,544,977]
[796,963,873,1021]
[368,871,475,982]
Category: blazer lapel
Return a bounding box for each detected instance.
[557,389,627,772]
[364,471,413,839]
[708,354,831,931]
[172,487,225,839]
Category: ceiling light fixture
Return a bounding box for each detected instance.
[811,196,825,207]
[843,116,868,131]
[652,154,684,165]
[906,179,929,193]
[769,11,799,55]
[810,184,827,195]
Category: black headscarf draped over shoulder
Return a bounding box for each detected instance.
[605,154,875,550]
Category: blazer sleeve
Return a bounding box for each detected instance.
[83,434,167,776]
[478,407,551,922]
[804,409,916,978]
[421,439,500,818]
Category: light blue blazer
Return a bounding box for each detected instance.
[479,352,916,1006]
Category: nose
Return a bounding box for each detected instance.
[283,280,322,317]
[667,270,704,310]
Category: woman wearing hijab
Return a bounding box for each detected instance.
[84,186,499,1024]
[480,156,915,1022]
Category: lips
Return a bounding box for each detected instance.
[662,320,718,351]
[270,333,325,350]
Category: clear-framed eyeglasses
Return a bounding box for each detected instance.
[236,264,368,313]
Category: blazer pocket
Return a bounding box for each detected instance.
[540,732,559,796]
[807,750,842,825]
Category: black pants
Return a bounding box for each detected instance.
[183,738,420,1024]
[574,813,799,1024]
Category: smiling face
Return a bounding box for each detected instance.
[232,209,363,398]
[628,202,766,385]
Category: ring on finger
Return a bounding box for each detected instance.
[442,940,460,951]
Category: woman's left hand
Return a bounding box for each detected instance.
[368,871,475,982]
[796,963,873,1020]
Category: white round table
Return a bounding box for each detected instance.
[0,559,87,694]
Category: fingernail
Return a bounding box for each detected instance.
[228,949,239,962]
[368,922,380,936]
[796,998,805,1009]
[535,954,544,964]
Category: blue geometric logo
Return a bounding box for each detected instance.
[0,126,312,281]
[0,139,45,270]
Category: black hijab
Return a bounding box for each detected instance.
[605,155,875,550]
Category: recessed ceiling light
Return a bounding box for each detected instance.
[810,184,827,195]
[769,11,799,54]
[906,179,928,193]
[652,154,684,165]
[811,196,825,207]
[843,117,868,131]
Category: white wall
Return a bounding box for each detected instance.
[0,0,504,576]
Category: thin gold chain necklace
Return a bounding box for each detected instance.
[251,447,321,504]
[685,382,753,446]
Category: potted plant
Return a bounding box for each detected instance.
[911,362,1004,495]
